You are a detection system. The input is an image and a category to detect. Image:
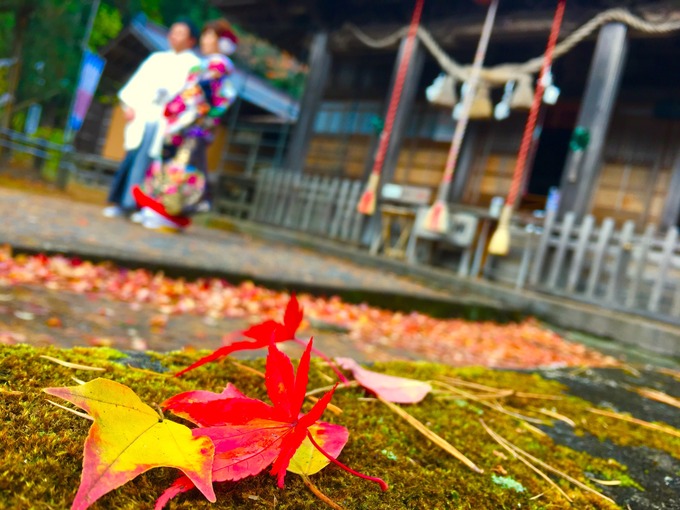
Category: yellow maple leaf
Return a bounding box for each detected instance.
[287,422,348,476]
[44,378,215,510]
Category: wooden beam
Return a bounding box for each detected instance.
[557,22,628,220]
[284,31,331,173]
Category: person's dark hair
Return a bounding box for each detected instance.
[202,19,235,39]
[174,17,200,42]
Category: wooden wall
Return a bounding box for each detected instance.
[591,108,680,226]
[303,100,680,228]
[306,134,373,178]
[101,105,126,162]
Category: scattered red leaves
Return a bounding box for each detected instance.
[0,250,618,369]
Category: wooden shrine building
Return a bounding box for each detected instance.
[212,0,680,229]
[60,2,680,331]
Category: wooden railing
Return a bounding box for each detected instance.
[521,210,680,323]
[249,169,364,244]
[0,128,118,188]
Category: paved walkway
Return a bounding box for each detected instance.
[3,185,679,359]
[0,187,470,303]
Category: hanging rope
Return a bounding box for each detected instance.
[357,0,425,215]
[488,0,567,256]
[345,8,680,87]
[422,0,499,233]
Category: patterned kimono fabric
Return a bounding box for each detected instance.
[134,54,235,228]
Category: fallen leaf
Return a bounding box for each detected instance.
[44,378,216,510]
[336,358,432,404]
[46,317,62,328]
[493,450,508,460]
[158,339,383,508]
[14,310,35,321]
[287,422,349,476]
[174,294,303,376]
[87,336,113,347]
[164,340,338,487]
[492,464,508,475]
[130,337,148,351]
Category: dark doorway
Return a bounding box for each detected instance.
[523,127,572,209]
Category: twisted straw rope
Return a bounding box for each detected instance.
[346,8,680,85]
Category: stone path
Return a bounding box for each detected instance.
[0,187,465,301]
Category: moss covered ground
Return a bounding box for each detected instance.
[1,344,679,509]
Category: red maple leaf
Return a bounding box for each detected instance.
[174,294,303,377]
[157,338,385,508]
[175,294,348,383]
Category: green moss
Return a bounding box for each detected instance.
[1,345,677,509]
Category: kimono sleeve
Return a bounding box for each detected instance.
[206,56,237,119]
[208,78,237,118]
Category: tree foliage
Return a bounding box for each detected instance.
[0,0,306,131]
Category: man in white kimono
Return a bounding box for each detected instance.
[103,19,201,219]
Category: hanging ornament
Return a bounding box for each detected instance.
[569,126,590,152]
[469,81,493,119]
[426,73,457,107]
[510,74,534,110]
[541,68,561,105]
[452,81,470,121]
[494,80,515,120]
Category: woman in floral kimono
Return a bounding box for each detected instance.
[133,19,238,231]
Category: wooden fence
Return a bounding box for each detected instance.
[249,169,365,244]
[521,210,680,323]
[0,128,119,188]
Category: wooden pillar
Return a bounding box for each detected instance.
[284,32,331,174]
[660,150,680,229]
[449,123,479,202]
[377,36,426,186]
[558,22,628,219]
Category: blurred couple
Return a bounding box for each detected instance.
[103,17,237,232]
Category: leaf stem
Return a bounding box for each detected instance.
[293,337,350,385]
[154,403,165,422]
[301,474,346,510]
[306,430,388,491]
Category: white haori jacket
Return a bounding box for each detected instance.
[118,49,200,153]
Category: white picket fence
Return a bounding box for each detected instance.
[522,210,680,323]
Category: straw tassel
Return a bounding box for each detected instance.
[488,0,567,256]
[487,203,512,256]
[357,0,425,217]
[424,0,499,234]
[423,198,449,233]
[357,172,380,215]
